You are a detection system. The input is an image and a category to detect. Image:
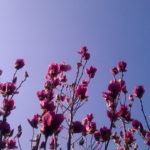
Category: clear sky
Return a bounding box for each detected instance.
[0,1,150,149]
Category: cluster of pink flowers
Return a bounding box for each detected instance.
[0,47,150,150]
[100,61,150,149]
[28,62,73,149]
[0,59,26,149]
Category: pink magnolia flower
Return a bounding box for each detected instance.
[2,98,15,112]
[14,59,25,70]
[52,78,61,87]
[45,78,61,88]
[85,121,97,134]
[59,63,71,72]
[132,120,143,131]
[87,113,93,122]
[40,111,64,136]
[83,52,90,60]
[37,90,54,101]
[0,82,17,97]
[0,121,11,136]
[134,85,145,99]
[44,81,53,90]
[71,121,85,134]
[82,117,88,126]
[37,90,47,101]
[40,99,56,112]
[6,139,17,149]
[118,105,132,122]
[28,114,40,128]
[117,61,127,72]
[102,92,114,108]
[75,85,87,100]
[108,80,121,98]
[110,67,118,75]
[78,46,90,60]
[128,94,134,101]
[86,66,97,78]
[82,79,88,87]
[107,110,119,122]
[46,63,60,79]
[124,130,135,146]
[78,46,88,54]
[99,126,111,142]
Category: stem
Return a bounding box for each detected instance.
[121,119,129,150]
[17,137,22,150]
[140,98,150,131]
[31,128,34,149]
[54,135,57,150]
[67,105,73,150]
[44,136,48,150]
[35,134,41,150]
[11,76,27,99]
[12,69,18,82]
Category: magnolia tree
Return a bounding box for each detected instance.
[0,47,149,150]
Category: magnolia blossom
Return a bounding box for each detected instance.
[124,130,135,146]
[59,62,71,72]
[134,85,145,99]
[128,94,134,101]
[118,105,132,122]
[0,121,11,136]
[40,99,56,111]
[132,120,143,131]
[111,67,118,75]
[75,85,87,100]
[117,61,127,72]
[87,113,93,122]
[14,59,25,70]
[40,111,64,137]
[99,126,111,142]
[37,90,47,100]
[86,66,97,78]
[78,46,90,60]
[107,110,119,122]
[46,63,60,79]
[6,139,17,149]
[85,121,97,134]
[108,80,121,98]
[0,82,17,97]
[71,121,85,134]
[2,98,15,112]
[28,114,40,129]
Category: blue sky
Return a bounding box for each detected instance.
[0,1,150,149]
